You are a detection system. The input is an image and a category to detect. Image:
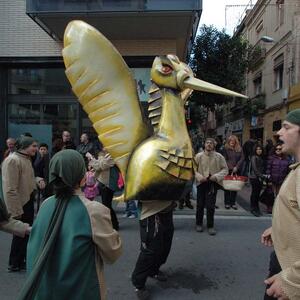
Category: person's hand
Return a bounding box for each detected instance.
[265,274,289,299]
[38,179,46,190]
[85,152,93,161]
[104,153,115,166]
[232,167,238,174]
[25,226,32,235]
[209,175,217,182]
[261,227,273,247]
[195,173,206,183]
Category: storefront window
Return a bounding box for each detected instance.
[8,103,78,151]
[8,68,72,95]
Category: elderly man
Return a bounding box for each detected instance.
[3,137,16,160]
[194,138,228,235]
[2,135,45,272]
[261,109,300,300]
[62,130,76,150]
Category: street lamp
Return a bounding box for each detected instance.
[260,35,275,43]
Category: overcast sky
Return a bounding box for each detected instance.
[199,0,257,35]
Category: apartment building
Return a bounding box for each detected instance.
[0,0,202,153]
[222,0,300,143]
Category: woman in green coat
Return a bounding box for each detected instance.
[19,149,122,300]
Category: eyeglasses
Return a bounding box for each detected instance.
[275,148,282,151]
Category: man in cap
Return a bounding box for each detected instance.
[2,135,45,272]
[194,137,228,235]
[261,109,300,299]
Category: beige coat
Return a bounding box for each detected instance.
[0,217,29,237]
[76,192,122,299]
[2,152,39,217]
[272,162,300,299]
[194,151,228,185]
[89,153,114,187]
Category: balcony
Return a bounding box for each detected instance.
[248,45,266,71]
[26,0,202,59]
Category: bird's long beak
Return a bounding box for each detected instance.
[183,77,248,99]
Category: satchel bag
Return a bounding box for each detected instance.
[259,187,275,206]
[222,175,248,191]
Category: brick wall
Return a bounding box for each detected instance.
[0,0,62,57]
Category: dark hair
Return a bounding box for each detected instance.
[52,138,63,151]
[39,143,48,149]
[23,132,33,137]
[254,145,263,156]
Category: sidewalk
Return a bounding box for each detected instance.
[173,187,252,217]
[113,184,264,217]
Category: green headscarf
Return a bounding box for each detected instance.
[49,149,86,187]
[286,109,300,127]
[15,135,36,150]
[18,149,86,300]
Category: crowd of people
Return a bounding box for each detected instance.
[1,109,300,299]
[192,130,292,219]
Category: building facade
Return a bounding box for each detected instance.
[219,0,300,144]
[0,0,202,155]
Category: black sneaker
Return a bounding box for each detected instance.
[7,265,20,272]
[20,262,27,271]
[135,288,150,300]
[151,270,167,282]
[251,210,261,217]
[185,202,194,209]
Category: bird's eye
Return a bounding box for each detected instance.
[162,64,173,74]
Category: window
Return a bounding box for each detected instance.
[253,73,262,96]
[255,20,263,34]
[7,103,78,151]
[276,0,284,27]
[273,120,282,131]
[274,54,284,91]
[8,68,72,95]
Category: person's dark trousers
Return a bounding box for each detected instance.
[264,251,282,300]
[250,178,263,212]
[9,196,34,269]
[196,182,217,228]
[224,190,237,206]
[242,159,250,177]
[99,183,119,230]
[131,210,174,289]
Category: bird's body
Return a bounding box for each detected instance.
[125,87,194,200]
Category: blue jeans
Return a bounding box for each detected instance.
[125,200,138,217]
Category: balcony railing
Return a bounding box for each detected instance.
[248,45,266,71]
[27,0,202,13]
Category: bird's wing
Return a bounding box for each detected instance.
[62,21,149,177]
[155,146,194,181]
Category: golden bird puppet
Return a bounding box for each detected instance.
[62,20,247,201]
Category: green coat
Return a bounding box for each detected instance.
[27,192,122,300]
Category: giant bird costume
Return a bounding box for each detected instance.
[62,20,247,201]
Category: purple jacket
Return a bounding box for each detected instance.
[266,155,290,185]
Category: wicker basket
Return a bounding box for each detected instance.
[222,175,248,191]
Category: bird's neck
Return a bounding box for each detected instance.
[158,88,190,143]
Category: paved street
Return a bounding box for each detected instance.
[0,188,273,300]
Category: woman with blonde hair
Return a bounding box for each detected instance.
[223,135,244,209]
